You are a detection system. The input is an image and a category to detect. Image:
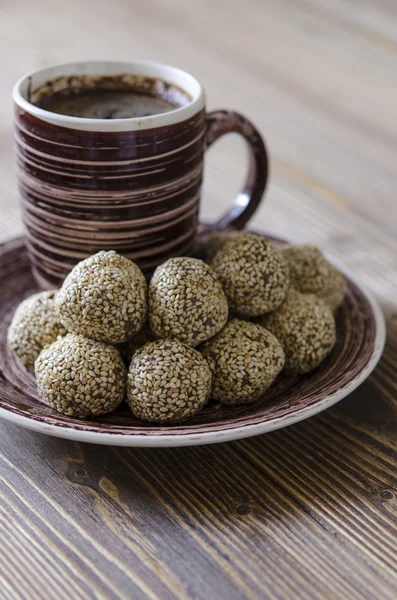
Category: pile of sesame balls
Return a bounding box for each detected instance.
[8,234,345,423]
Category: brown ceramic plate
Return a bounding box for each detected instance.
[0,237,385,447]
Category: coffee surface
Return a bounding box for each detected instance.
[36,88,182,119]
[32,74,191,119]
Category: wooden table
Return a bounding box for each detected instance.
[1,1,396,598]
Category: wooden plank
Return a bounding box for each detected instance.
[291,0,397,47]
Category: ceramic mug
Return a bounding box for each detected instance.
[13,60,268,288]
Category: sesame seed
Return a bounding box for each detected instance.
[200,319,285,405]
[149,257,228,347]
[34,334,126,419]
[258,289,336,375]
[7,291,67,371]
[281,244,345,312]
[56,251,147,344]
[211,234,289,318]
[126,339,212,424]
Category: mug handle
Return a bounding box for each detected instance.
[200,110,269,233]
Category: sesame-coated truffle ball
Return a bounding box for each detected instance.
[149,257,228,347]
[281,244,345,312]
[192,230,241,263]
[35,334,126,418]
[259,290,336,375]
[7,291,67,371]
[127,339,212,423]
[211,234,289,317]
[200,319,285,405]
[56,251,147,344]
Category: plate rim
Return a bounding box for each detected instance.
[0,243,386,447]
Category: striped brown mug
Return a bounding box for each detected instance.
[13,60,268,288]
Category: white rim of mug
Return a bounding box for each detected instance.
[13,60,205,132]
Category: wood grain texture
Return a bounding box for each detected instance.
[0,1,396,599]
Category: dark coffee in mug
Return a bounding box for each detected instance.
[32,74,191,119]
[13,61,268,289]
